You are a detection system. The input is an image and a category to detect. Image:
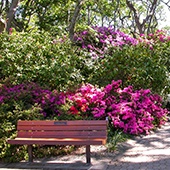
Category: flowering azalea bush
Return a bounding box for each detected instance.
[0,27,169,95]
[0,80,65,161]
[1,79,168,135]
[74,26,138,59]
[61,80,168,135]
[75,27,170,60]
[61,83,106,120]
[0,80,64,118]
[104,80,168,135]
[74,27,170,96]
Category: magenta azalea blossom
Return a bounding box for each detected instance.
[1,80,169,135]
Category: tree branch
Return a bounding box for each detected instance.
[126,0,158,34]
[126,0,143,34]
[142,0,158,32]
[160,0,170,9]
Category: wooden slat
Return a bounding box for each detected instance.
[17,120,107,126]
[18,131,107,136]
[8,120,107,147]
[16,135,106,139]
[7,138,107,145]
[17,131,107,139]
[17,125,107,131]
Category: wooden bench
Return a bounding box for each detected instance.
[7,120,107,164]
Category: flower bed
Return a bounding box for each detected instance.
[0,80,168,135]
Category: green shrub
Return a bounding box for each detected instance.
[0,30,84,91]
[0,101,43,162]
[74,27,170,96]
[0,28,169,95]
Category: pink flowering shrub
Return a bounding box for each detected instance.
[146,29,170,42]
[1,27,169,96]
[61,83,106,120]
[0,80,65,162]
[0,81,64,118]
[0,79,169,136]
[104,80,168,135]
[62,80,168,135]
[74,26,138,59]
[75,27,170,60]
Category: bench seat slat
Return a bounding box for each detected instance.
[8,138,107,145]
[17,120,107,126]
[17,125,107,131]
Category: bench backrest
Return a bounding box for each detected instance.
[17,120,107,140]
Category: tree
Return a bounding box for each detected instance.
[0,0,169,36]
[0,0,19,32]
[126,0,160,35]
[6,0,19,32]
[0,0,78,33]
[87,0,170,36]
[81,0,170,36]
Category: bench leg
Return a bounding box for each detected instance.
[28,145,33,162]
[86,145,91,164]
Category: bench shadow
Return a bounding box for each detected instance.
[0,161,93,169]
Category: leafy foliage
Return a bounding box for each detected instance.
[0,30,84,91]
[74,27,170,95]
[0,27,170,162]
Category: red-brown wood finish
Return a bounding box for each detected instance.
[7,120,107,164]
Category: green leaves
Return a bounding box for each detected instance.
[0,27,170,95]
[0,31,86,91]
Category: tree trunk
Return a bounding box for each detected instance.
[126,0,144,34]
[6,0,19,32]
[69,0,84,42]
